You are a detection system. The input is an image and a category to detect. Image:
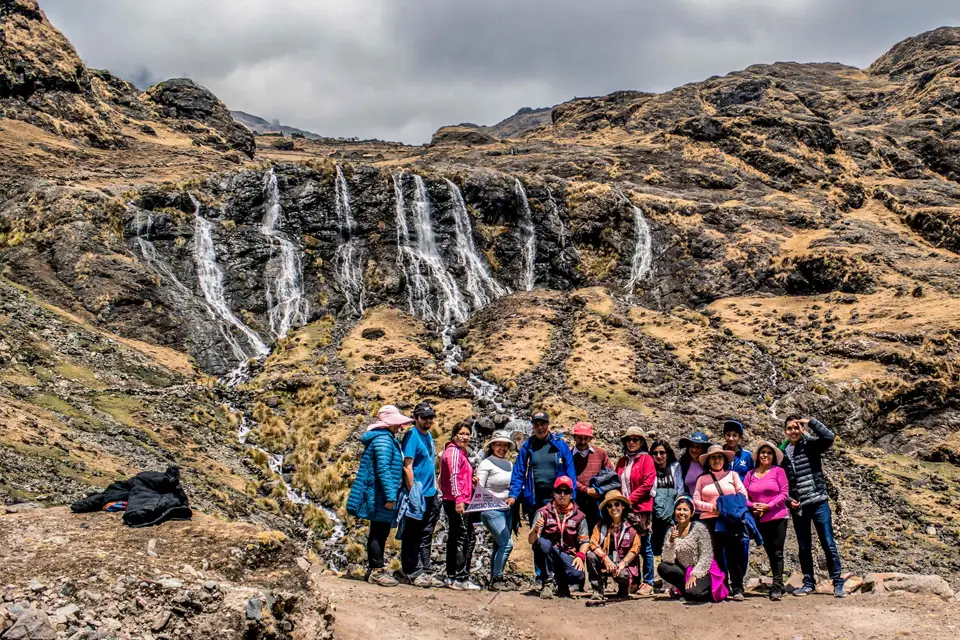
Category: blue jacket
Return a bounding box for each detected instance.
[714,492,764,545]
[508,433,577,508]
[726,447,754,480]
[346,429,404,523]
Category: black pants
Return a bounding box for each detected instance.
[443,500,476,582]
[652,517,672,557]
[367,520,391,569]
[756,518,787,588]
[704,518,745,594]
[576,495,601,535]
[586,551,630,593]
[400,494,441,577]
[657,562,712,601]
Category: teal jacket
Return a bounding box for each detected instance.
[347,429,404,523]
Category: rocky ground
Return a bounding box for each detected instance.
[1,2,960,637]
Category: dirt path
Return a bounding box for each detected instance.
[319,577,959,640]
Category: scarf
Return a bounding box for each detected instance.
[619,450,644,496]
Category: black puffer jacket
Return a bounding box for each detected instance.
[71,467,192,528]
[780,419,834,508]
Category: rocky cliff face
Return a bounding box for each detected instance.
[1,4,960,588]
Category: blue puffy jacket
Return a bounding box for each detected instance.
[347,429,404,523]
[508,433,577,508]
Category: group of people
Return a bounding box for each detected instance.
[347,402,846,603]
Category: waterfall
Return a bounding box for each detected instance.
[131,206,191,296]
[443,178,509,308]
[514,179,537,291]
[191,197,270,368]
[334,166,365,314]
[261,168,309,339]
[393,173,469,325]
[624,204,653,295]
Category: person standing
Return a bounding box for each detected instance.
[781,415,846,598]
[528,476,589,599]
[745,441,790,601]
[678,431,711,495]
[657,496,719,602]
[476,430,516,590]
[439,421,480,590]
[722,420,754,578]
[399,401,444,587]
[346,405,413,587]
[506,412,577,525]
[693,444,748,601]
[649,439,683,558]
[615,426,656,595]
[571,421,613,533]
[586,490,640,601]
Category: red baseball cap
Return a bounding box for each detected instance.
[553,476,574,490]
[572,422,594,437]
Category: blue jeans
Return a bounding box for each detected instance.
[640,534,655,586]
[533,537,584,591]
[481,509,514,579]
[792,500,843,587]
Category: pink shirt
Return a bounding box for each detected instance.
[744,467,790,522]
[439,443,473,504]
[693,470,747,519]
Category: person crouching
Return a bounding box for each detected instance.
[587,490,640,601]
[529,476,589,599]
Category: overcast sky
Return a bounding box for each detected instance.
[40,0,959,144]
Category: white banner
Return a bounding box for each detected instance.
[464,484,508,513]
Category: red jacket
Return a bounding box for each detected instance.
[615,452,655,513]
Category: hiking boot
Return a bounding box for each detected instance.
[539,583,555,599]
[834,584,847,599]
[590,589,605,602]
[456,579,482,591]
[731,590,745,601]
[636,583,654,596]
[770,586,783,601]
[793,585,814,597]
[368,569,399,587]
[616,584,629,599]
[489,578,508,591]
[556,586,571,598]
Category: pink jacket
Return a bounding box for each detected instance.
[744,467,790,522]
[693,470,747,519]
[439,442,473,505]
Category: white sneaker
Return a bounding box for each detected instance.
[447,578,464,590]
[456,579,482,591]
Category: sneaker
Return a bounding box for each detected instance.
[636,583,655,597]
[616,586,629,599]
[793,585,814,597]
[834,584,847,599]
[590,590,605,602]
[731,590,745,601]
[392,570,413,585]
[413,573,436,588]
[770,587,783,601]
[368,569,399,587]
[539,583,555,600]
[456,579,482,591]
[428,574,446,588]
[447,578,463,590]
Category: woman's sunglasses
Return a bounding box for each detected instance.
[652,450,667,456]
[624,437,642,443]
[607,502,623,509]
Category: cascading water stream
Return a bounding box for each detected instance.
[546,188,567,250]
[191,196,270,378]
[444,178,509,308]
[261,169,309,339]
[334,166,365,315]
[393,173,469,325]
[624,204,653,296]
[131,206,192,296]
[514,178,537,291]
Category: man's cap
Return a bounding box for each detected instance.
[531,412,550,423]
[553,476,573,490]
[572,422,594,437]
[413,402,436,419]
[723,420,745,435]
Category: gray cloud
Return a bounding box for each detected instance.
[39,0,960,144]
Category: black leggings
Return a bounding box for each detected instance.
[704,518,745,593]
[756,518,787,588]
[652,517,672,557]
[443,500,476,582]
[367,520,392,569]
[657,562,712,601]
